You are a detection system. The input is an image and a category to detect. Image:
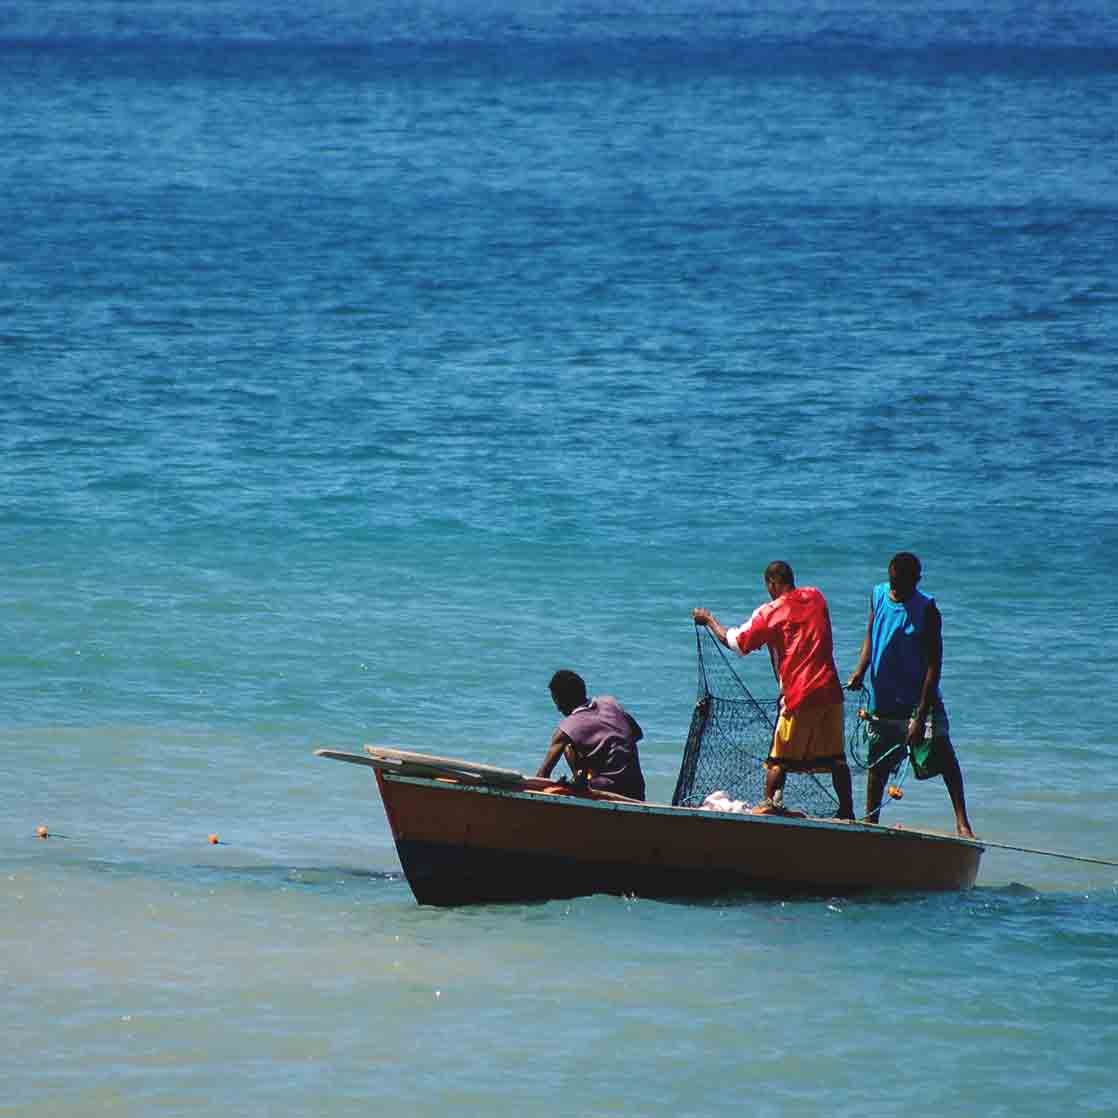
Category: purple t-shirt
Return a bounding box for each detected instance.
[558,695,645,800]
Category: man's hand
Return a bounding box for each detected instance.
[905,714,927,748]
[688,612,733,648]
[845,669,865,691]
[692,607,729,648]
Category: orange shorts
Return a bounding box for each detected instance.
[766,702,846,773]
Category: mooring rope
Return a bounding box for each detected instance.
[967,839,1118,867]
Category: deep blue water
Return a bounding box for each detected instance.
[2,3,1117,1115]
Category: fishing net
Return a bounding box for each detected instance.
[671,625,843,817]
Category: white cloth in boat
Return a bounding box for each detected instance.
[700,790,751,814]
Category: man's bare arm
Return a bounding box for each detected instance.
[536,728,572,778]
[845,604,875,690]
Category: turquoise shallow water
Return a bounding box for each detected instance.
[2,2,1118,1113]
[4,848,1117,1116]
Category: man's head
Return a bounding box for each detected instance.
[888,552,922,600]
[763,560,795,600]
[549,669,588,716]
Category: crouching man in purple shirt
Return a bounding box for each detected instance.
[536,669,646,801]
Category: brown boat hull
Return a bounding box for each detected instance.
[375,770,983,906]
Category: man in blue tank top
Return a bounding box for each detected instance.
[846,553,974,837]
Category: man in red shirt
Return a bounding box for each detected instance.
[692,560,854,820]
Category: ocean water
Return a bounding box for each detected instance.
[2,2,1117,1114]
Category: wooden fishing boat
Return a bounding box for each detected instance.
[315,745,984,906]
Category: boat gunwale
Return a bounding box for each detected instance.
[376,767,986,852]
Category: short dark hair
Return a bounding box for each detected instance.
[889,552,922,580]
[549,670,587,710]
[764,560,795,587]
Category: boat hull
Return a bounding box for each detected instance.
[374,769,983,906]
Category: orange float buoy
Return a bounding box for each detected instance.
[887,785,904,800]
[36,825,49,839]
[208,833,219,845]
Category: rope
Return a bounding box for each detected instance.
[970,839,1118,868]
[845,690,914,820]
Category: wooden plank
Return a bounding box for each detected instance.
[363,744,527,786]
[315,748,381,767]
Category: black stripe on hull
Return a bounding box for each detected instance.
[395,838,882,907]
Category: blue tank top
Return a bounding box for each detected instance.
[865,582,941,714]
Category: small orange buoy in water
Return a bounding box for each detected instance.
[208,833,219,845]
[887,785,904,800]
[36,825,49,839]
